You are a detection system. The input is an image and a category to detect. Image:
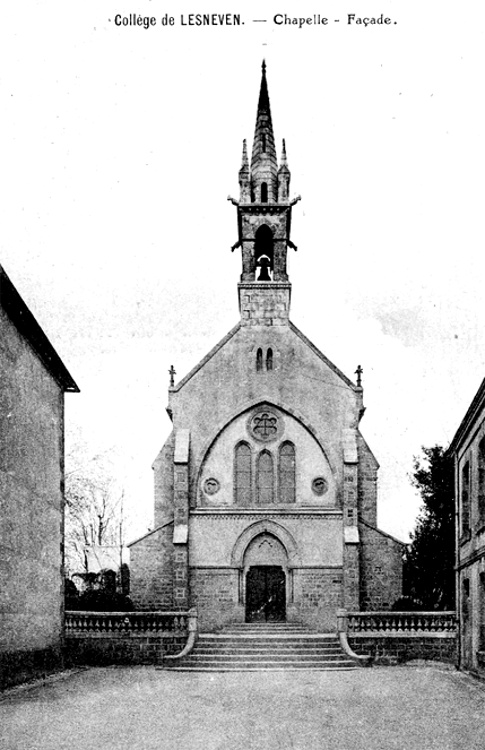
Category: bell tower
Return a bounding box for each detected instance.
[229,62,300,326]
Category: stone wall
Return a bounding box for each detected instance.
[0,307,65,688]
[359,521,404,610]
[129,523,174,610]
[190,568,240,630]
[65,634,185,666]
[357,435,378,527]
[153,434,175,525]
[294,568,343,631]
[349,635,457,665]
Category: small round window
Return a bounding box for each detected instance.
[312,477,328,496]
[204,478,220,495]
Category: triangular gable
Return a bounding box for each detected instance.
[289,321,356,389]
[359,518,406,547]
[170,322,241,392]
[127,518,174,548]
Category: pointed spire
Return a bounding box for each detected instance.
[278,139,289,171]
[240,139,249,170]
[251,61,278,202]
[277,139,291,200]
[238,139,250,202]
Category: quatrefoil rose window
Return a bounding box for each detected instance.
[248,410,281,443]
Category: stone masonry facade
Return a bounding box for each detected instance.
[129,63,404,632]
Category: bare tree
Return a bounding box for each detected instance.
[64,470,125,576]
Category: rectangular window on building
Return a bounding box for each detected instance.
[478,439,485,527]
[461,461,471,536]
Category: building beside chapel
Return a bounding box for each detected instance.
[450,377,485,677]
[129,64,404,631]
[0,266,79,688]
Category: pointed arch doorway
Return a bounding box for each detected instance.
[243,532,288,622]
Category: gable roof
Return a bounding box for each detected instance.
[289,321,355,388]
[0,265,79,393]
[170,319,357,393]
[449,377,485,454]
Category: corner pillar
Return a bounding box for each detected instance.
[173,429,190,609]
[343,429,360,610]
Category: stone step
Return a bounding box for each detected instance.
[163,624,356,672]
[165,666,356,672]
[167,660,356,671]
[197,636,338,644]
[187,653,350,662]
[197,643,341,654]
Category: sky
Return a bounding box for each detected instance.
[2,1,484,543]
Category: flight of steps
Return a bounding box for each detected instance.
[164,622,357,672]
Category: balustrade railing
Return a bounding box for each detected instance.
[346,611,456,635]
[65,611,191,636]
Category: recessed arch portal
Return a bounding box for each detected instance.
[231,519,300,568]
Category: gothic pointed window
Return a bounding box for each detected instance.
[266,348,273,371]
[257,450,274,505]
[256,348,263,371]
[261,182,268,203]
[235,442,252,506]
[279,442,296,504]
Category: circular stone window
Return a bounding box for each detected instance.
[203,478,220,495]
[312,477,328,496]
[248,410,281,443]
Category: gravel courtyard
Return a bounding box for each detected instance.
[1,664,484,750]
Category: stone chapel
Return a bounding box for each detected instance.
[129,63,404,631]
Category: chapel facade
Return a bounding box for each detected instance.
[129,64,404,631]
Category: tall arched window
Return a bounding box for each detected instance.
[256,348,263,372]
[257,450,274,505]
[266,348,273,371]
[461,461,470,535]
[261,182,268,203]
[479,438,485,525]
[279,442,296,504]
[235,442,252,506]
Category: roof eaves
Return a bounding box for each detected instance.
[171,322,241,392]
[0,266,79,393]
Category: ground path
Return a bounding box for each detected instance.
[1,664,484,750]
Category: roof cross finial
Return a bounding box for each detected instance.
[169,364,176,387]
[355,365,363,388]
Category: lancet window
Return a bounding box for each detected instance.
[278,441,296,504]
[234,442,252,506]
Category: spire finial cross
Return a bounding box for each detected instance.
[262,59,266,74]
[355,365,363,388]
[169,365,176,387]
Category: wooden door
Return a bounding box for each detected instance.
[246,566,286,622]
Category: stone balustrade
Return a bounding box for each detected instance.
[337,610,457,665]
[346,611,456,637]
[65,610,191,637]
